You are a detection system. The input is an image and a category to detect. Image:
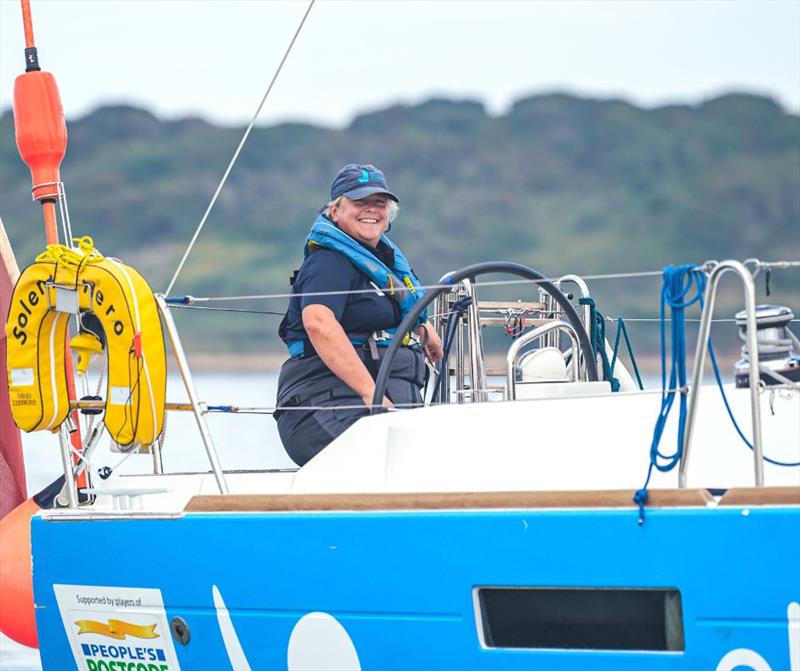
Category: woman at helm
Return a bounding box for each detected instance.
[276,164,443,466]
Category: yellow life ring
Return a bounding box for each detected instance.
[4,237,166,447]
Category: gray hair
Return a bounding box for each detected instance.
[326,195,399,223]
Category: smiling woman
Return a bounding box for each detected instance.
[329,193,397,248]
[275,164,442,466]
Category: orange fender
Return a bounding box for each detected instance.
[0,496,39,648]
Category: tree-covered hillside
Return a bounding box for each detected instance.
[1,92,798,355]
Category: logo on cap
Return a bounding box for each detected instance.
[330,164,398,202]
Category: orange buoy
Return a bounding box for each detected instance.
[14,1,67,203]
[0,496,39,648]
[13,69,67,202]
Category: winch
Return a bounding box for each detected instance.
[734,304,800,387]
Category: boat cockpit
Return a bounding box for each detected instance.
[11,255,796,517]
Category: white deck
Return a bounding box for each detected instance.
[66,382,799,515]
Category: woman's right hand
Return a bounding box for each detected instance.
[362,393,394,410]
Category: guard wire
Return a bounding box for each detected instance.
[165,258,798,306]
[169,304,285,316]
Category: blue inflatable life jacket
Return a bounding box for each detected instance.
[287,216,427,357]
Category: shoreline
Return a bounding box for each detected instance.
[169,351,741,376]
[175,351,288,373]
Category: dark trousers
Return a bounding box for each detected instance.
[274,346,425,466]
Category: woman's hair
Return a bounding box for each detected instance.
[326,195,399,223]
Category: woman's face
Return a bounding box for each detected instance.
[331,194,390,247]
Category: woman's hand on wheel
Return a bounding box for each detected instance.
[419,322,444,363]
[362,393,394,409]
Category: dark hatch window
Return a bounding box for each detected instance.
[477,587,684,651]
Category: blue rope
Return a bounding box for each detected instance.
[579,298,644,392]
[634,265,706,524]
[611,317,645,391]
[634,265,800,525]
[707,344,800,467]
[579,298,618,391]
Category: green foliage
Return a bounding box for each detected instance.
[1,93,798,356]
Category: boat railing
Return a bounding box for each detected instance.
[55,293,231,507]
[506,321,582,400]
[555,274,593,380]
[155,294,229,494]
[462,278,489,402]
[433,289,551,403]
[679,260,764,488]
[432,268,596,404]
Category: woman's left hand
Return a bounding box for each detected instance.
[419,322,444,363]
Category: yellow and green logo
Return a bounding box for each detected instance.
[74,619,159,640]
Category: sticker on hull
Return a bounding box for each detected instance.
[53,585,181,671]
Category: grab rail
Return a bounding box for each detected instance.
[506,321,581,401]
[679,261,763,487]
[556,274,592,379]
[462,279,489,402]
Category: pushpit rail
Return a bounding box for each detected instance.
[506,321,582,400]
[679,260,763,488]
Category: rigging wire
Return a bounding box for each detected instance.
[165,0,316,296]
[166,304,800,326]
[608,317,800,323]
[169,304,285,316]
[167,269,668,303]
[178,382,784,416]
[165,259,800,305]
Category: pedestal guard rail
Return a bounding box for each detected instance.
[371,261,598,412]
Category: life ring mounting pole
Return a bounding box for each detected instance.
[14,0,86,495]
[56,427,78,508]
[154,294,228,494]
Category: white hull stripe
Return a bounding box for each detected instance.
[212,585,252,671]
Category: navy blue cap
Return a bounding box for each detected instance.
[330,164,399,203]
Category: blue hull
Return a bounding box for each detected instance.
[33,505,800,670]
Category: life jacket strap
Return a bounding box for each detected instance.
[288,330,400,359]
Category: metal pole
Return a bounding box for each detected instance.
[155,294,229,494]
[680,261,763,487]
[151,441,164,475]
[463,279,488,402]
[435,293,451,403]
[557,274,592,380]
[455,296,465,404]
[506,321,580,400]
[58,426,79,508]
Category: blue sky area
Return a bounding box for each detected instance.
[1,0,798,127]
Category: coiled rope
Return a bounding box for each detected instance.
[579,297,644,392]
[634,265,800,525]
[634,265,707,524]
